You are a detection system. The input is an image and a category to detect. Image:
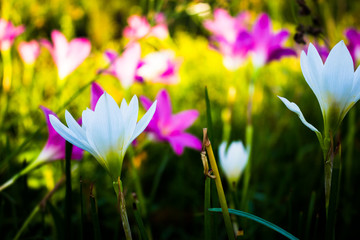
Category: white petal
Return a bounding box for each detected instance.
[278,96,320,134]
[323,41,354,110]
[65,110,87,142]
[130,100,157,143]
[49,115,93,153]
[88,92,123,158]
[300,43,325,112]
[351,65,360,102]
[122,95,139,146]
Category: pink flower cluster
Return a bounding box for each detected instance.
[204,9,296,70]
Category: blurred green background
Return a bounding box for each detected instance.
[1,0,360,239]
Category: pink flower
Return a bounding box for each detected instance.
[204,8,250,43]
[140,89,202,155]
[123,14,168,40]
[37,106,84,161]
[0,18,25,51]
[37,82,104,161]
[40,30,91,80]
[91,82,104,110]
[137,50,180,84]
[345,28,360,64]
[18,40,40,65]
[250,13,296,68]
[102,43,142,88]
[303,43,329,62]
[204,9,252,70]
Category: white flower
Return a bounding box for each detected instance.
[219,141,248,186]
[49,92,157,180]
[279,41,360,138]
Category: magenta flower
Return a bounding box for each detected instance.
[250,13,296,68]
[204,8,250,44]
[123,14,168,40]
[204,9,252,70]
[18,40,40,65]
[303,43,329,62]
[102,43,142,88]
[40,30,91,80]
[37,106,83,162]
[137,50,180,84]
[0,18,25,51]
[91,82,105,110]
[140,89,202,155]
[345,28,360,64]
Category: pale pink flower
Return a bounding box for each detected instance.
[0,18,25,51]
[40,30,91,80]
[18,40,40,65]
[123,14,169,40]
[102,43,142,88]
[137,50,180,84]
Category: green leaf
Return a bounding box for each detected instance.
[205,86,214,140]
[209,208,299,240]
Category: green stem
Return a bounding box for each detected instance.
[115,177,132,240]
[345,110,355,190]
[133,195,149,240]
[90,186,102,240]
[204,177,212,240]
[0,159,42,192]
[128,147,147,217]
[13,205,40,240]
[149,152,169,203]
[325,144,341,240]
[204,130,235,240]
[80,178,84,240]
[241,124,253,210]
[65,141,73,239]
[1,49,12,92]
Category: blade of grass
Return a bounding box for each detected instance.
[90,184,102,240]
[204,177,212,240]
[132,193,149,240]
[65,141,73,239]
[80,177,84,240]
[305,191,316,239]
[203,129,235,240]
[209,208,299,240]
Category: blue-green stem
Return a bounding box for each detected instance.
[204,129,235,240]
[1,49,12,92]
[113,177,132,240]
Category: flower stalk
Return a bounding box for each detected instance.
[114,177,132,240]
[203,128,235,240]
[1,49,12,92]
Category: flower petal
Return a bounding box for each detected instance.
[130,100,157,143]
[91,82,104,110]
[278,96,320,134]
[323,41,354,112]
[168,132,202,155]
[168,110,199,133]
[49,115,94,154]
[300,43,325,112]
